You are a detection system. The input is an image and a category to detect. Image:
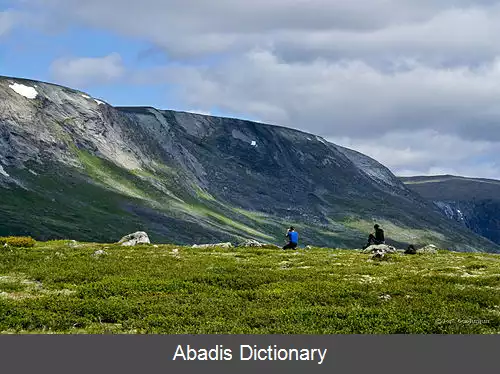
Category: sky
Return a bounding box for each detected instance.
[1,0,500,179]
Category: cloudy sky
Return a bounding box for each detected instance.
[2,0,500,179]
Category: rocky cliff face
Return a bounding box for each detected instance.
[1,76,498,252]
[401,175,500,246]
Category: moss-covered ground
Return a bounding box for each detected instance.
[0,241,498,334]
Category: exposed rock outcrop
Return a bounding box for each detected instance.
[417,244,439,254]
[361,244,398,254]
[237,239,280,248]
[238,239,266,247]
[92,249,107,257]
[192,242,233,249]
[118,231,151,246]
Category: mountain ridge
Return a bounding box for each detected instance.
[1,75,499,252]
[400,175,500,246]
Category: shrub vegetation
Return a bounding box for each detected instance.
[0,236,36,248]
[0,242,498,334]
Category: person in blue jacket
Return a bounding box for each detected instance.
[283,226,299,250]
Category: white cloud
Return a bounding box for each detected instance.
[131,50,500,178]
[330,131,500,179]
[144,51,500,141]
[49,53,125,88]
[16,0,500,178]
[23,1,500,63]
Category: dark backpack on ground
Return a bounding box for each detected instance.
[405,245,417,255]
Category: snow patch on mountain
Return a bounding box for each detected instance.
[315,136,327,144]
[94,99,105,105]
[9,83,38,99]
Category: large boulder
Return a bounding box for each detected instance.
[371,249,386,260]
[192,242,233,249]
[118,231,151,246]
[239,239,265,247]
[416,244,439,254]
[361,244,398,254]
[238,239,280,248]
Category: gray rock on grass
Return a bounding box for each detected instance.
[92,249,107,257]
[371,249,386,260]
[118,231,151,246]
[192,242,233,249]
[416,244,439,254]
[238,239,280,248]
[361,244,398,254]
[239,239,265,247]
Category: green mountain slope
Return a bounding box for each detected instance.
[1,76,499,252]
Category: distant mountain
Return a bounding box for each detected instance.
[400,175,500,246]
[1,76,498,252]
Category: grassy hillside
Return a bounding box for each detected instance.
[0,241,498,334]
[3,160,498,252]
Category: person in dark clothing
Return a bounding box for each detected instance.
[283,226,299,250]
[363,224,385,249]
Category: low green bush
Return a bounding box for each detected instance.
[0,236,37,248]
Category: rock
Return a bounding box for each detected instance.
[92,250,107,257]
[361,244,398,254]
[118,231,151,246]
[417,244,438,254]
[306,245,313,249]
[171,248,180,257]
[67,240,78,248]
[379,294,392,301]
[404,245,417,255]
[238,239,280,248]
[192,242,233,249]
[239,239,265,247]
[153,245,159,248]
[371,249,386,260]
